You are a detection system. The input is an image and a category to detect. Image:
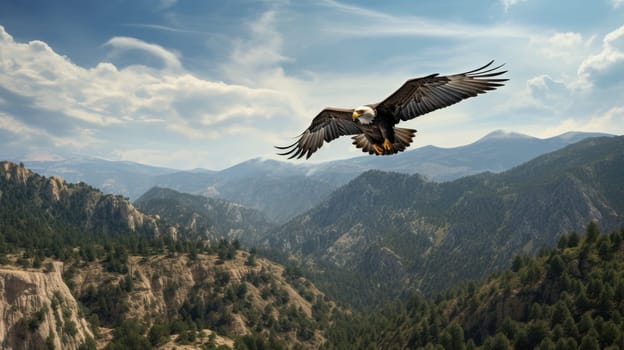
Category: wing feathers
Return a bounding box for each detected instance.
[276,107,362,159]
[378,61,507,122]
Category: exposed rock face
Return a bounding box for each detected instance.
[88,194,160,234]
[45,176,66,202]
[0,162,30,184]
[0,262,93,350]
[0,161,162,237]
[64,251,333,349]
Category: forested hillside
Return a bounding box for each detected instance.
[324,224,624,349]
[134,187,274,244]
[0,161,162,261]
[267,136,624,307]
[1,134,623,349]
[0,161,341,349]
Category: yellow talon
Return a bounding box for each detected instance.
[373,144,384,155]
[383,138,393,151]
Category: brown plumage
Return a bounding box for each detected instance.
[276,61,507,159]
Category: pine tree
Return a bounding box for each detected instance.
[567,232,580,247]
[557,235,568,249]
[580,334,600,350]
[549,255,565,277]
[586,222,600,244]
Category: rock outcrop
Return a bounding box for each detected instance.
[0,262,93,350]
[56,249,335,349]
[0,161,162,237]
[0,162,30,185]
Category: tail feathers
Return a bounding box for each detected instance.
[351,128,417,155]
[393,127,417,152]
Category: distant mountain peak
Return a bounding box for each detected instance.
[554,130,612,141]
[478,130,532,142]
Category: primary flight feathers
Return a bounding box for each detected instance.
[276,61,508,159]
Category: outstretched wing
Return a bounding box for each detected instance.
[376,61,508,122]
[276,107,362,159]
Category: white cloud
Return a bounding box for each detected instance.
[0,24,293,132]
[158,0,178,10]
[540,32,583,57]
[218,9,314,131]
[0,27,121,126]
[320,0,394,21]
[611,0,624,8]
[549,32,582,47]
[104,36,182,70]
[0,24,302,167]
[0,112,94,148]
[524,106,624,138]
[319,0,533,39]
[525,74,572,112]
[224,10,296,88]
[0,112,44,137]
[501,0,528,12]
[577,25,624,89]
[123,23,202,34]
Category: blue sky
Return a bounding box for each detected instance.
[1,0,623,170]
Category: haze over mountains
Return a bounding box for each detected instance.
[67,133,621,307]
[19,130,611,223]
[134,187,274,245]
[1,134,623,349]
[266,136,624,304]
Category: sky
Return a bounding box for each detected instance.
[0,0,623,170]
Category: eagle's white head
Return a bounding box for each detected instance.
[352,105,376,125]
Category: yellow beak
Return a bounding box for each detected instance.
[352,111,360,121]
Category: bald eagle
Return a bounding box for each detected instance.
[276,61,507,159]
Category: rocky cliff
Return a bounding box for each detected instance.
[0,250,336,349]
[65,250,333,349]
[0,161,161,237]
[0,262,93,350]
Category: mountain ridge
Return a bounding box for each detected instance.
[0,161,163,241]
[265,136,624,306]
[2,136,624,348]
[16,131,612,223]
[134,187,274,244]
[0,161,343,349]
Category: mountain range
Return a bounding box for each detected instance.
[264,135,624,305]
[0,161,340,350]
[1,133,624,348]
[19,130,611,223]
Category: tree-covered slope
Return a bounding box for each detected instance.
[0,162,343,349]
[134,187,274,245]
[266,136,624,305]
[324,224,624,350]
[0,161,162,257]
